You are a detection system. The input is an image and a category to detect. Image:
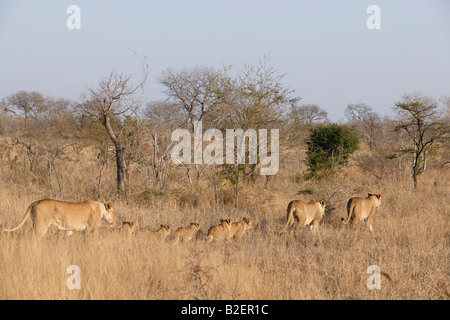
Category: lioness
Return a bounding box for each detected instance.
[342,193,382,233]
[139,224,171,241]
[206,218,232,242]
[173,222,201,243]
[228,217,254,240]
[2,199,116,239]
[279,200,326,234]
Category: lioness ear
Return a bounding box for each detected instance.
[377,194,382,199]
[105,201,112,209]
[320,200,326,206]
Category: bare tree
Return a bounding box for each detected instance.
[83,68,149,196]
[213,57,299,206]
[291,104,328,125]
[213,58,299,130]
[4,91,46,128]
[393,93,447,188]
[138,101,182,191]
[159,66,219,131]
[159,67,222,183]
[345,103,381,149]
[344,103,372,123]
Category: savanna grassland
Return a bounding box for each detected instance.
[0,141,448,300]
[0,70,448,300]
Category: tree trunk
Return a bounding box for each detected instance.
[104,115,127,196]
[412,159,418,189]
[413,172,418,188]
[234,182,238,208]
[234,172,239,208]
[115,146,127,195]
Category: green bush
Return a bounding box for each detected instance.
[305,124,359,179]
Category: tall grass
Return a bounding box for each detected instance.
[1,163,448,300]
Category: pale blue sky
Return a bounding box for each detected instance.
[1,0,449,121]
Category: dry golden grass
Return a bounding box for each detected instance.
[0,152,448,300]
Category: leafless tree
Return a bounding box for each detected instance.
[137,101,182,191]
[291,104,328,125]
[345,103,381,149]
[82,67,149,196]
[159,66,220,131]
[159,67,222,184]
[212,57,299,206]
[213,58,299,130]
[3,91,46,128]
[344,103,372,123]
[393,93,447,188]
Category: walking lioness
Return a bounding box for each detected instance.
[279,200,326,234]
[342,193,382,233]
[2,199,116,239]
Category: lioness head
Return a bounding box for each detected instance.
[319,200,327,216]
[103,201,116,225]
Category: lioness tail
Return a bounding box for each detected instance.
[2,201,38,232]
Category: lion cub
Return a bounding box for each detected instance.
[173,222,201,243]
[139,224,171,241]
[94,221,136,238]
[206,218,232,242]
[228,217,254,240]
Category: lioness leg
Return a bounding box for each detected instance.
[295,214,307,232]
[366,211,375,233]
[34,224,49,239]
[312,220,323,246]
[312,220,321,234]
[32,212,51,239]
[350,207,360,230]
